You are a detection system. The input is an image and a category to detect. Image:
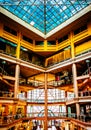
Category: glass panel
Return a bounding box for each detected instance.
[0,0,90,34]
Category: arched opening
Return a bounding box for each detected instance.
[38,109,55,117]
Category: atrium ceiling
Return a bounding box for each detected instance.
[0,0,91,35]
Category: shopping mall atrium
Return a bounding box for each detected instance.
[0,0,91,130]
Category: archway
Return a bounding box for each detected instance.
[38,109,55,117]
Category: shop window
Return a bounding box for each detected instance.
[74,24,87,35]
[47,41,56,45]
[35,41,44,45]
[0,37,17,56]
[58,35,68,43]
[22,35,33,44]
[20,47,29,61]
[4,25,17,36]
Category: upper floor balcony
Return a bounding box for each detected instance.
[0,112,91,129]
[1,90,91,105]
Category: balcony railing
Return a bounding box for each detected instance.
[19,80,44,87]
[19,98,66,103]
[0,91,14,98]
[1,90,91,102]
[0,112,91,125]
[78,91,91,97]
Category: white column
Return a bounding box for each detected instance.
[72,63,80,117]
[72,63,78,98]
[14,64,20,98]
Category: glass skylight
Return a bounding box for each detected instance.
[0,0,91,34]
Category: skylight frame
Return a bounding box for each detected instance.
[0,0,91,36]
